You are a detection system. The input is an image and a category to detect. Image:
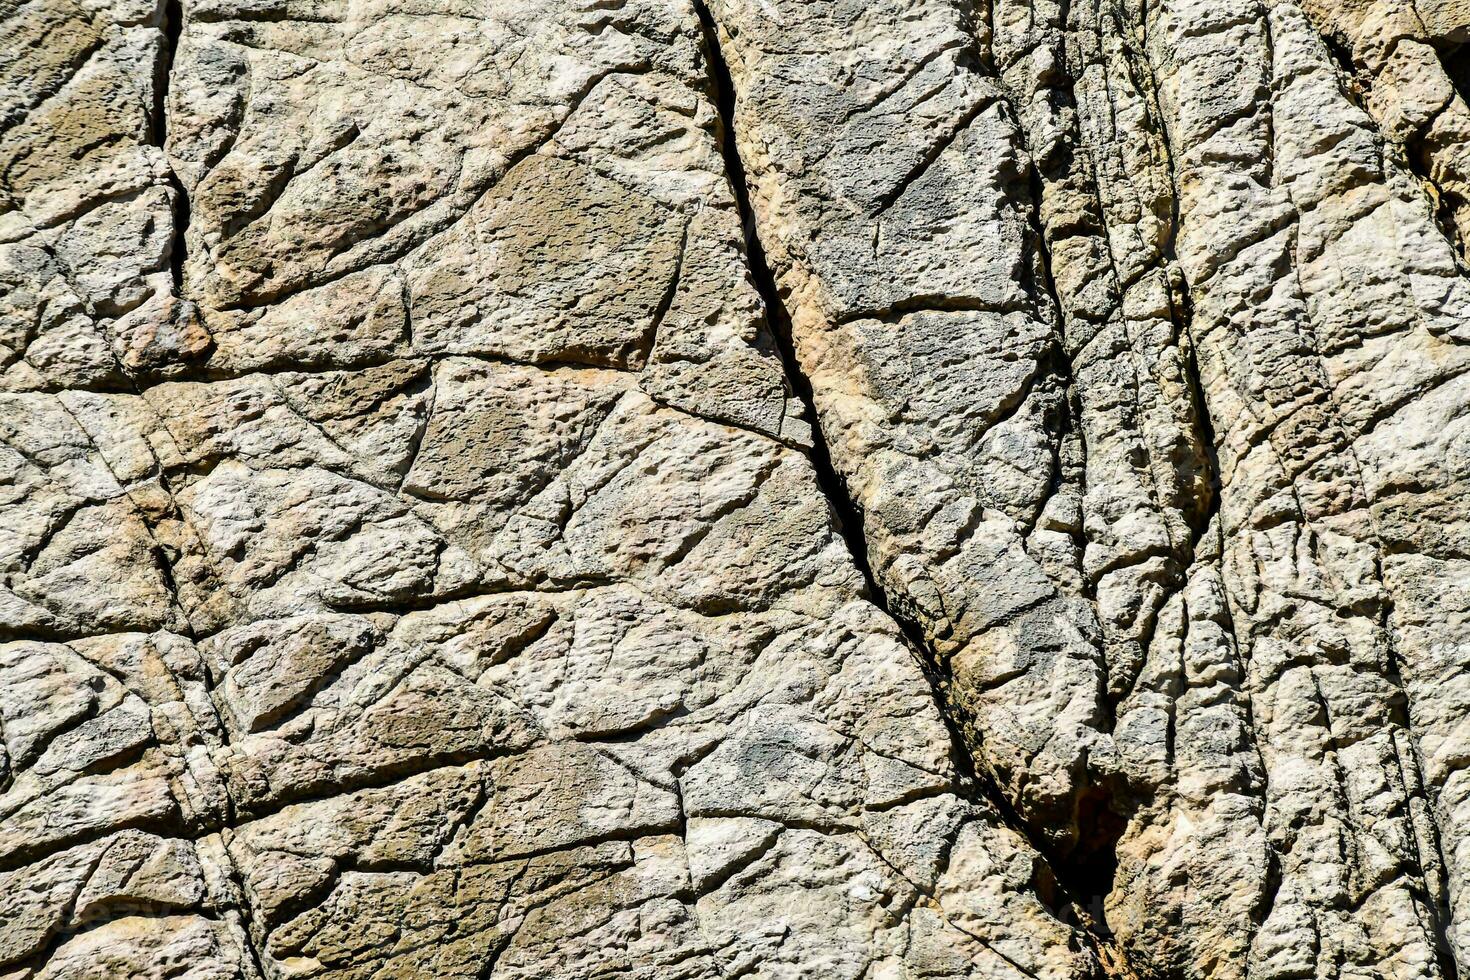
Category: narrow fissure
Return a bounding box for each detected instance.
[1022,161,1128,947]
[146,14,260,957]
[1407,136,1470,264]
[1434,39,1470,273]
[695,3,1126,967]
[1318,29,1367,98]
[154,0,189,291]
[1174,280,1221,557]
[1145,18,1289,963]
[690,0,891,618]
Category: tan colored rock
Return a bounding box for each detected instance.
[5,0,1470,977]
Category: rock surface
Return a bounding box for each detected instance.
[3,0,1470,977]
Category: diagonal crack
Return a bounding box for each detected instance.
[692,0,1123,967]
[691,0,887,616]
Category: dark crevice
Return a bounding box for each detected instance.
[696,3,1126,970]
[1022,170,1096,601]
[1141,0,1221,565]
[834,294,1026,325]
[694,0,926,730]
[1406,136,1469,263]
[1023,161,1128,946]
[1318,29,1370,102]
[948,688,1119,942]
[1059,788,1125,935]
[691,0,891,619]
[1440,40,1470,109]
[1174,278,1220,559]
[154,0,189,292]
[1142,6,1282,960]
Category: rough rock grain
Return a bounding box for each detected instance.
[4,0,1470,978]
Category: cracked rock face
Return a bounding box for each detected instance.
[5,0,1470,977]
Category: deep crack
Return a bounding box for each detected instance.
[691,0,893,617]
[155,0,189,292]
[695,0,1125,965]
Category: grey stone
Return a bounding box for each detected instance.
[4,0,1470,976]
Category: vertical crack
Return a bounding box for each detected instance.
[154,0,189,292]
[145,11,268,973]
[1022,156,1127,950]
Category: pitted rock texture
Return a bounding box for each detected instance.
[4,0,1470,978]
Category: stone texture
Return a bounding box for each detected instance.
[3,0,1470,978]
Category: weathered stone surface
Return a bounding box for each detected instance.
[5,0,1470,977]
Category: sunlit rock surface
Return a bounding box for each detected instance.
[4,1,1470,977]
